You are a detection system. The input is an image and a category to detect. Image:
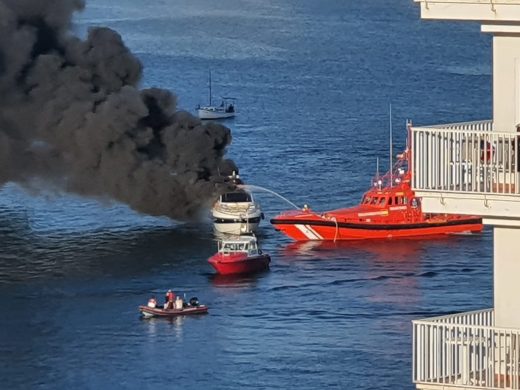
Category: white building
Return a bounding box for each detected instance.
[411,1,520,389]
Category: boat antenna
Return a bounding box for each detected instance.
[389,102,393,188]
[375,156,380,184]
[208,69,212,107]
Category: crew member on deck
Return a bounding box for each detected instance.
[147,296,157,308]
[164,289,176,309]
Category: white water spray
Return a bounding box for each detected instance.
[238,184,301,210]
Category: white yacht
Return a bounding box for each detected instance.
[211,190,263,235]
[197,97,236,120]
[197,70,236,120]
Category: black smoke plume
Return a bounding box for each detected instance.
[0,0,238,220]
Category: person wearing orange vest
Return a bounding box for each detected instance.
[164,289,176,309]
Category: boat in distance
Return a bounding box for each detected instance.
[139,296,208,318]
[208,235,270,275]
[197,70,236,120]
[271,147,483,241]
[197,98,236,120]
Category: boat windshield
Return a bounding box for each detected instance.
[221,192,252,203]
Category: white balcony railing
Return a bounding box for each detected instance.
[411,120,520,195]
[414,309,520,389]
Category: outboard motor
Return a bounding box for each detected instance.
[189,297,199,307]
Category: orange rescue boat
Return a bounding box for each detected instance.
[271,147,482,241]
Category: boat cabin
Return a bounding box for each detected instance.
[220,97,236,113]
[218,237,261,256]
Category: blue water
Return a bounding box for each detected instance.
[0,1,493,389]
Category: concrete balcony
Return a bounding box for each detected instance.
[410,120,520,224]
[414,309,520,390]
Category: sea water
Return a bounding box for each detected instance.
[0,1,493,389]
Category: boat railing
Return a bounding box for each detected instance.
[215,202,259,212]
[413,308,520,389]
[371,152,410,190]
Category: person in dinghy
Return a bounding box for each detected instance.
[139,291,209,318]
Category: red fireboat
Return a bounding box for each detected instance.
[271,144,482,241]
[208,235,271,275]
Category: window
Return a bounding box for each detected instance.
[221,192,252,203]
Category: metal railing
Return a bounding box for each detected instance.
[413,309,520,389]
[411,121,520,195]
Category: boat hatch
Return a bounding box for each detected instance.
[221,192,252,203]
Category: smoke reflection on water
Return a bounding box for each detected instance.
[0,199,217,284]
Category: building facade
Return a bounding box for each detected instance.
[411,1,520,389]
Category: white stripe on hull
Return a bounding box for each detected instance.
[295,224,323,240]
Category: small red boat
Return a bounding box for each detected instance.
[208,236,271,275]
[139,296,208,318]
[271,146,483,241]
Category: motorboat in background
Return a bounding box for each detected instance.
[271,144,483,241]
[208,235,270,275]
[197,70,236,120]
[212,172,264,235]
[139,296,208,318]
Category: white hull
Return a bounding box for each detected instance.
[212,204,262,235]
[213,220,261,235]
[198,108,235,120]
